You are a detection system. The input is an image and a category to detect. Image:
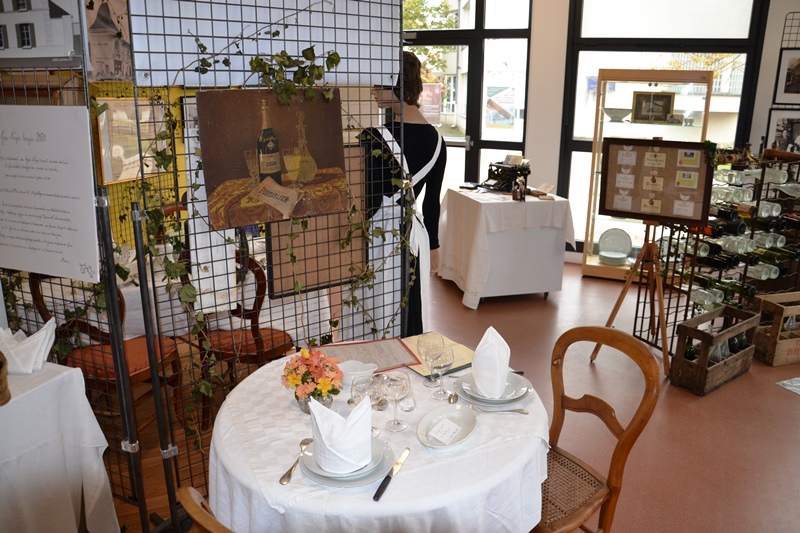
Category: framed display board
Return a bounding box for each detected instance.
[599,138,713,226]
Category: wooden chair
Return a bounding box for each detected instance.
[177,486,234,533]
[29,273,182,434]
[533,326,661,533]
[176,239,293,429]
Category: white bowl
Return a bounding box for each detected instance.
[339,361,378,389]
[602,107,631,122]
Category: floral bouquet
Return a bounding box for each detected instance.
[282,347,343,400]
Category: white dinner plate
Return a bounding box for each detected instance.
[299,440,394,487]
[598,228,632,257]
[301,438,384,479]
[454,374,533,407]
[416,404,477,448]
[458,372,530,403]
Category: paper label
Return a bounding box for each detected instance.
[617,150,637,166]
[615,173,635,189]
[428,417,462,444]
[613,194,633,211]
[641,198,662,214]
[673,200,696,217]
[642,176,664,192]
[644,152,667,168]
[678,150,701,167]
[675,171,699,189]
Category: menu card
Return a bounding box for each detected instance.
[318,338,419,372]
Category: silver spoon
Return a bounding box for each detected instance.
[448,392,528,415]
[279,437,313,485]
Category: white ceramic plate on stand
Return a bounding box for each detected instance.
[598,228,632,259]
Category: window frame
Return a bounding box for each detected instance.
[556,0,771,251]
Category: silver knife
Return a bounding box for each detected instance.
[373,447,410,501]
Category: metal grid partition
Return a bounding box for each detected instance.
[123,0,404,514]
[2,0,405,530]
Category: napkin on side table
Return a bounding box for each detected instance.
[0,318,56,375]
[471,326,511,399]
[309,396,372,474]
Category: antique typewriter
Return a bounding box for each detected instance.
[479,160,531,192]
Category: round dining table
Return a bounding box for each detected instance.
[209,355,550,533]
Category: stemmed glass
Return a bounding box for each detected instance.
[431,347,454,401]
[383,372,411,432]
[417,332,444,388]
[350,375,385,437]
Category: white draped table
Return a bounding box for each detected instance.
[0,363,119,532]
[438,189,575,309]
[209,354,550,532]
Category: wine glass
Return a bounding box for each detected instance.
[417,332,444,388]
[383,372,411,432]
[431,347,454,401]
[350,375,384,437]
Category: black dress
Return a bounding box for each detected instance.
[361,122,447,336]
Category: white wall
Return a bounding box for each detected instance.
[525,1,798,192]
[524,0,570,190]
[750,0,798,152]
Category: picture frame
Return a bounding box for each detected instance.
[98,98,166,184]
[599,137,713,226]
[631,92,675,123]
[765,108,800,154]
[773,48,800,105]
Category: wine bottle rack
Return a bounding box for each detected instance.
[632,152,800,362]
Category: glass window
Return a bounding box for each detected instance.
[403,0,473,31]
[19,23,32,48]
[581,0,753,39]
[481,39,526,143]
[572,51,743,148]
[14,0,29,12]
[484,0,529,30]
[19,23,33,48]
[0,27,5,50]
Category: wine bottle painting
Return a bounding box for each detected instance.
[196,88,348,231]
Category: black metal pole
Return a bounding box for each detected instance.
[96,188,150,531]
[131,202,183,533]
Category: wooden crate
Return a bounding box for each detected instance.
[754,292,800,366]
[671,305,760,395]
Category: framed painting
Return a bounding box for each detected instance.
[631,92,675,123]
[98,98,165,184]
[773,48,800,105]
[765,108,800,153]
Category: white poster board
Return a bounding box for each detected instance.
[0,106,100,282]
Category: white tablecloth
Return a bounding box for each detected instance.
[0,363,119,532]
[209,355,549,532]
[439,189,575,309]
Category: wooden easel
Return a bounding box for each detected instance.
[591,222,671,376]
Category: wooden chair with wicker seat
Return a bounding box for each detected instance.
[532,326,661,533]
[177,486,234,533]
[29,273,183,434]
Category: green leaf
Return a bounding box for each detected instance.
[302,46,316,61]
[178,283,197,304]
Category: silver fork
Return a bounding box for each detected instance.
[279,437,313,485]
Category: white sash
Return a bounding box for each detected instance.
[376,126,443,332]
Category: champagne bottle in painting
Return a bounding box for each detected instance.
[257,99,282,184]
[295,111,317,184]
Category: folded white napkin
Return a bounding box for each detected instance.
[309,396,372,474]
[0,318,56,374]
[471,326,511,399]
